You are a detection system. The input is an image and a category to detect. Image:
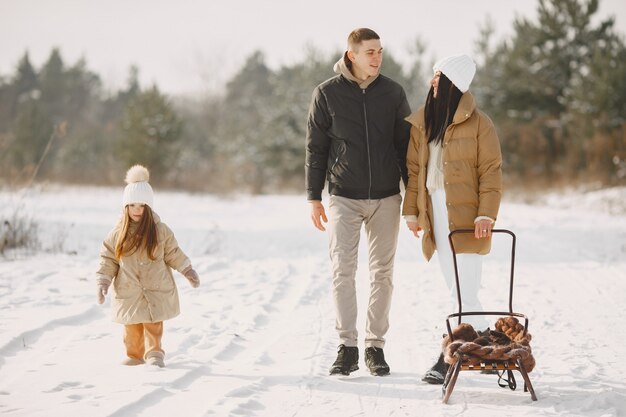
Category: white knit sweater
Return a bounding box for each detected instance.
[426,141,445,194]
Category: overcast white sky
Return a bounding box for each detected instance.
[1,0,625,96]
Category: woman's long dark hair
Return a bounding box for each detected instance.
[424,73,463,145]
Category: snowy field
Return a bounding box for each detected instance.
[1,185,625,417]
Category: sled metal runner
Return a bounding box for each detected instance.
[441,229,537,404]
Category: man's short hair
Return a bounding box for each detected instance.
[347,28,380,51]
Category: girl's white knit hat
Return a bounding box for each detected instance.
[433,54,476,93]
[122,165,154,208]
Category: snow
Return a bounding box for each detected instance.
[1,185,625,417]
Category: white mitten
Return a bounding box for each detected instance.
[182,266,200,288]
[96,277,111,304]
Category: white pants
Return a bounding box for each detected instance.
[431,189,488,330]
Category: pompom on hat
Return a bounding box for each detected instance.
[122,165,154,208]
[433,54,476,93]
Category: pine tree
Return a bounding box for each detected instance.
[14,52,38,99]
[116,85,183,179]
[12,99,52,169]
[39,48,67,122]
[473,0,626,184]
[219,50,274,193]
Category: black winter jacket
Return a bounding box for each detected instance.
[305,74,411,201]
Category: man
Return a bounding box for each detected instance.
[305,28,411,376]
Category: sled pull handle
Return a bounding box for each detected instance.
[445,311,529,342]
[448,229,517,325]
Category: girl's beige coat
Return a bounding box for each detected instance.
[97,215,191,324]
[402,92,502,261]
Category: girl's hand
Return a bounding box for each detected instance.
[474,219,493,239]
[407,221,422,238]
[183,267,200,288]
[96,278,111,304]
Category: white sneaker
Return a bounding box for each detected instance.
[122,357,145,366]
[145,351,165,368]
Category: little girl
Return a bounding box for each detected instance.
[96,164,200,367]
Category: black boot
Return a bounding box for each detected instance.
[365,347,390,376]
[329,344,359,375]
[422,352,449,384]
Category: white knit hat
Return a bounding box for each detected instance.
[433,54,476,93]
[122,165,154,208]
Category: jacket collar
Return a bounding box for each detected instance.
[405,91,476,127]
[333,52,379,89]
[452,91,476,124]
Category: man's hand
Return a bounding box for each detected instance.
[407,221,422,238]
[309,200,328,231]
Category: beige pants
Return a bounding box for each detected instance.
[123,322,164,360]
[328,194,401,348]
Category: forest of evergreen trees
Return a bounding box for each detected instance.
[1,0,625,193]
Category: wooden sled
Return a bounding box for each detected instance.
[441,229,537,404]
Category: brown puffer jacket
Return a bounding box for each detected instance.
[402,92,502,261]
[97,213,191,324]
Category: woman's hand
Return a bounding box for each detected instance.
[407,221,422,238]
[474,219,493,239]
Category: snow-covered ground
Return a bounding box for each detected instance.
[1,185,625,417]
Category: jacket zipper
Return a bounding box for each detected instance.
[331,155,339,172]
[363,89,372,199]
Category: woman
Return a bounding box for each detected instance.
[402,54,502,384]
